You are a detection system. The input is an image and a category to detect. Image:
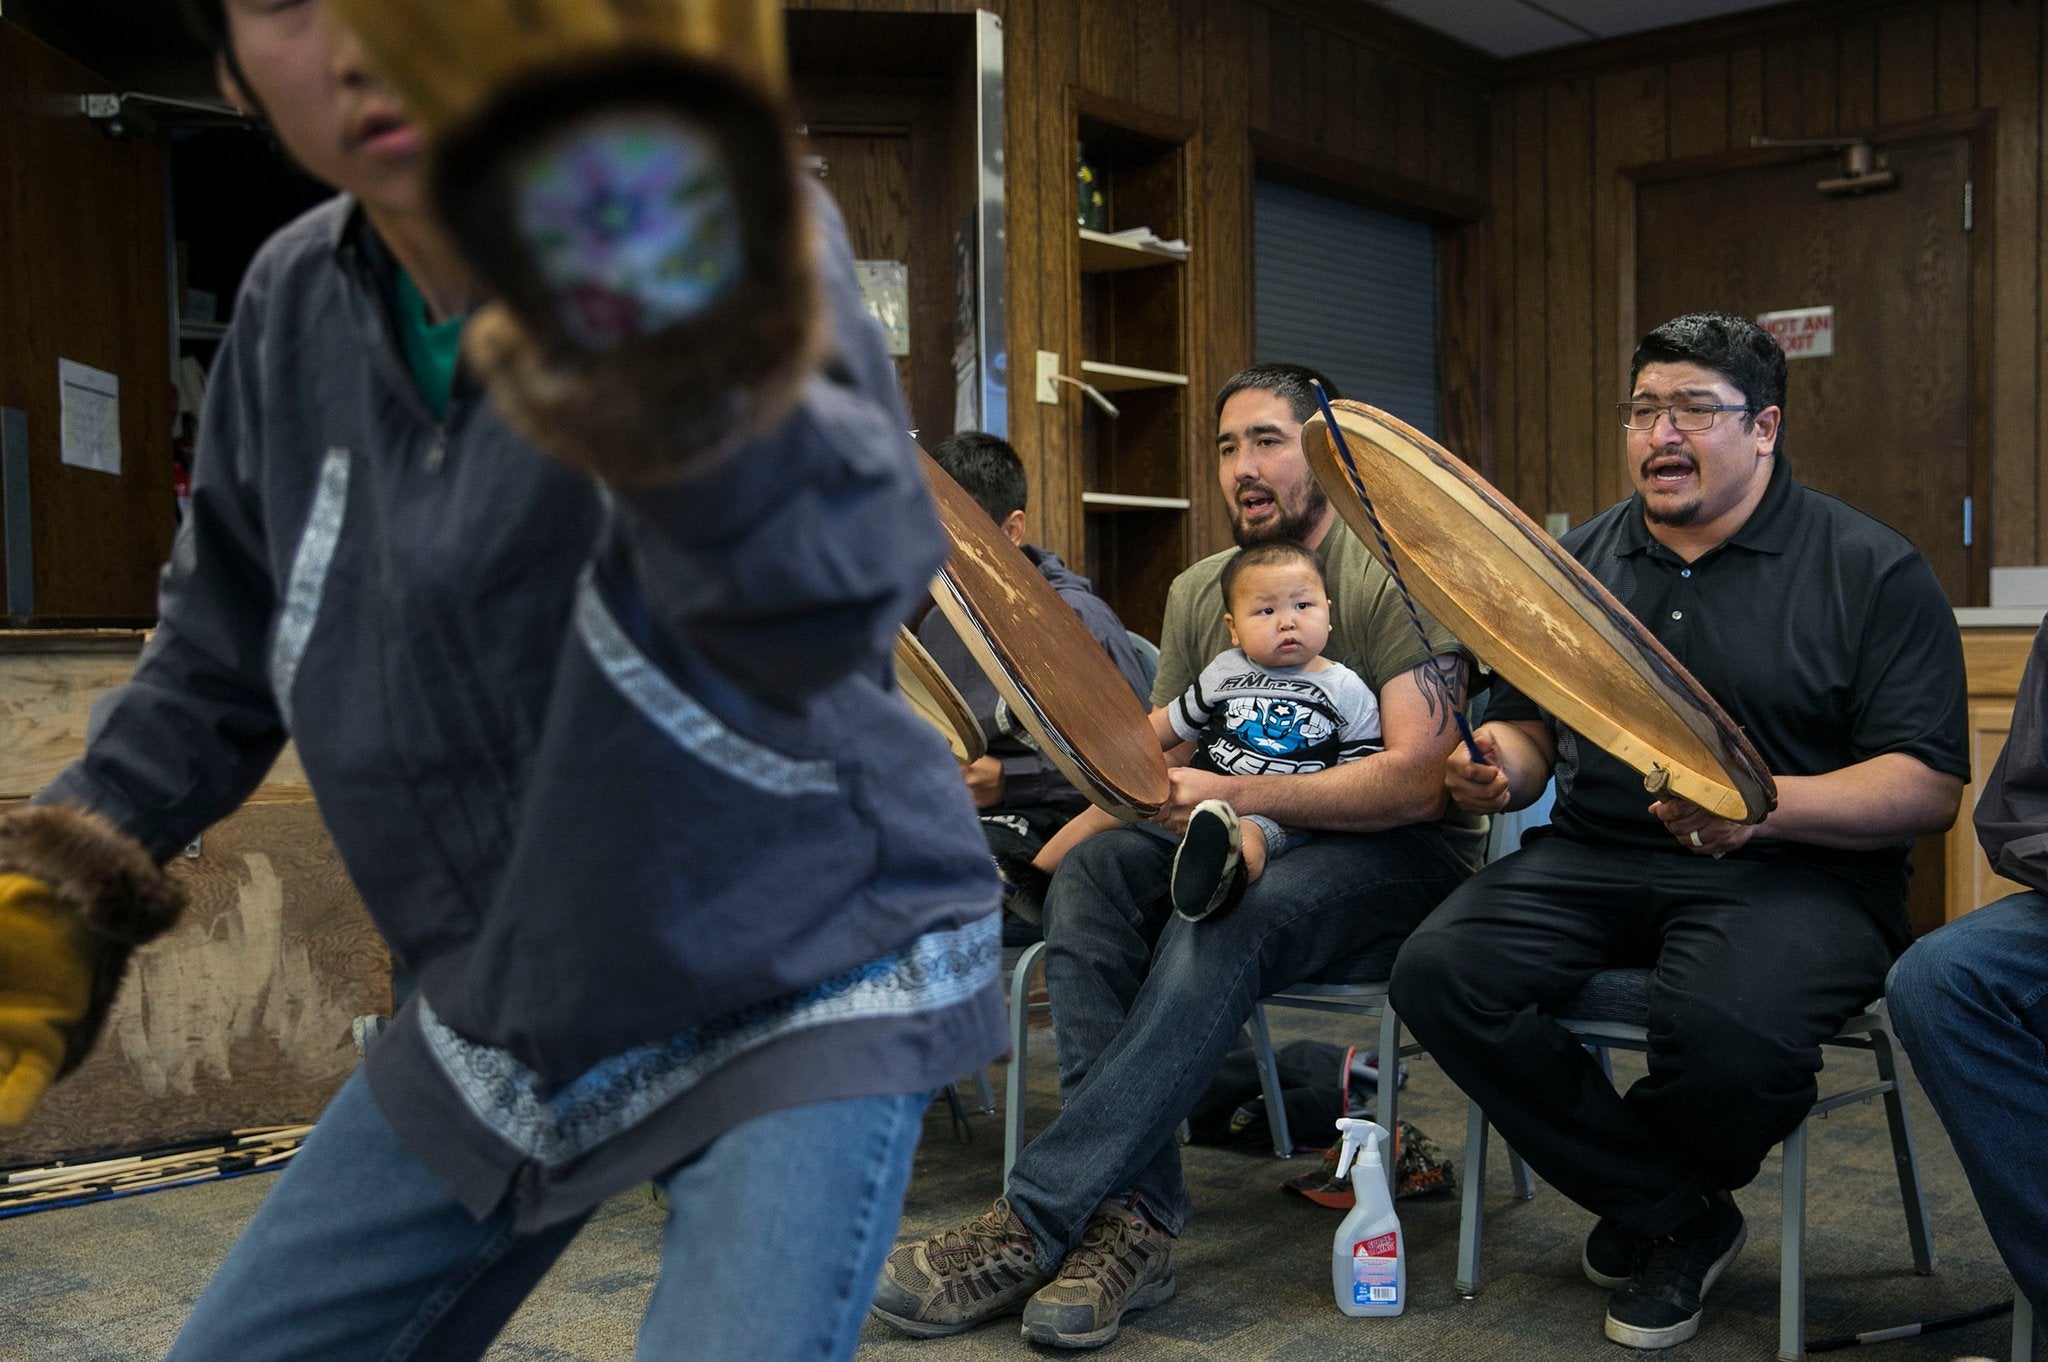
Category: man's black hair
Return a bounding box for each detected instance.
[930,431,1028,525]
[1214,364,1339,426]
[1629,311,1787,455]
[1219,539,1324,613]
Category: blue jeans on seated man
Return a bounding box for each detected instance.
[1003,819,1475,1267]
[1887,891,2048,1305]
[164,1068,928,1361]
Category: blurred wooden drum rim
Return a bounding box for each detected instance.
[919,448,1168,820]
[1302,399,1776,825]
[894,626,984,765]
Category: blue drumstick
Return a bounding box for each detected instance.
[1453,712,1486,765]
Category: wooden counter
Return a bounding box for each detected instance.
[0,630,386,1164]
[1934,624,2037,930]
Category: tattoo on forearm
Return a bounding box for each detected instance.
[1414,655,1468,730]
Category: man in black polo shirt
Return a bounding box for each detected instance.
[1391,311,1967,1351]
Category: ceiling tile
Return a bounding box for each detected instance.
[1366,0,1588,59]
[1550,0,1792,38]
[1363,0,1794,60]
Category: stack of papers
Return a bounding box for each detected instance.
[1097,226,1189,259]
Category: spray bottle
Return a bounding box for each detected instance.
[1331,1118,1404,1317]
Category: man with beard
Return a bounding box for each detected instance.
[872,364,1485,1349]
[1392,312,1967,1351]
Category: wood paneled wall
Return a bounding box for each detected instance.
[790,0,1495,570]
[1006,0,1493,563]
[0,22,174,623]
[1491,0,2048,569]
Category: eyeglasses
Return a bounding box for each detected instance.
[1617,402,1752,432]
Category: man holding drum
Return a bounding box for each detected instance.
[1393,312,1968,1350]
[873,363,1484,1349]
[917,431,1152,944]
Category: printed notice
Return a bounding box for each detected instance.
[59,359,121,475]
[855,260,911,357]
[1756,306,1834,359]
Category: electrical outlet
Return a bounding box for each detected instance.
[1036,350,1060,405]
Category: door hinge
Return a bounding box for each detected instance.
[1964,180,1974,232]
[1963,495,1974,547]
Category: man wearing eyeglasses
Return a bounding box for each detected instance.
[1391,311,1968,1351]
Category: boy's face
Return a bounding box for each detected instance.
[218,0,429,220]
[1225,560,1331,670]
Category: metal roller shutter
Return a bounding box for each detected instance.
[1253,179,1440,438]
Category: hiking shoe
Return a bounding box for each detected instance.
[1171,800,1247,921]
[870,1198,1049,1337]
[1583,1217,1644,1288]
[1020,1200,1176,1349]
[994,852,1054,926]
[1604,1192,1746,1349]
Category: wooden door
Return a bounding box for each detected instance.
[806,131,917,413]
[0,22,174,623]
[1635,136,1978,603]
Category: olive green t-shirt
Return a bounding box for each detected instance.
[1152,519,1485,855]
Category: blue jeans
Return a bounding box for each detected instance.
[1005,821,1473,1266]
[1888,892,2048,1305]
[165,1069,929,1361]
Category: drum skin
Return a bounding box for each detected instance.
[894,626,985,765]
[919,448,1168,819]
[1303,399,1775,825]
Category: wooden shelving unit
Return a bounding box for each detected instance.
[1081,490,1192,509]
[1078,359,1189,391]
[1073,106,1194,642]
[1077,227,1189,272]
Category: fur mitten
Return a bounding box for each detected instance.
[0,806,187,1124]
[332,0,819,484]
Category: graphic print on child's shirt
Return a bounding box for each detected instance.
[1169,650,1383,778]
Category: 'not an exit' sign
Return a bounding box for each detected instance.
[1757,306,1834,358]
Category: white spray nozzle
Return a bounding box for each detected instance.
[1333,1118,1390,1180]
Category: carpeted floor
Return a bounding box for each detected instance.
[0,1008,2029,1362]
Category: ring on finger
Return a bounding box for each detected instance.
[1688,830,1704,848]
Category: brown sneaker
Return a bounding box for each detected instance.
[1019,1200,1176,1349]
[870,1198,1050,1338]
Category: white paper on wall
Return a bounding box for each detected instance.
[59,358,121,475]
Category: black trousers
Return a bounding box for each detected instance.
[1390,832,1895,1239]
[981,802,1073,947]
